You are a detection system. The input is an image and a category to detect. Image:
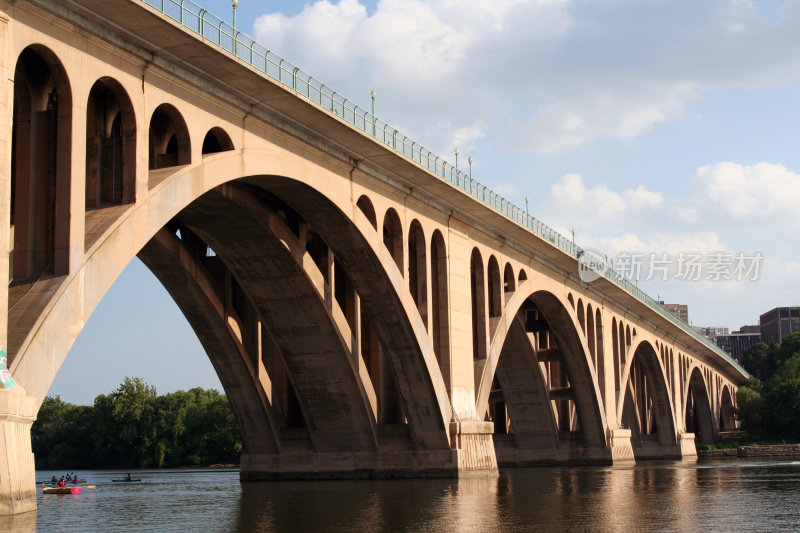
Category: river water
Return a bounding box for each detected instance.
[3,459,799,532]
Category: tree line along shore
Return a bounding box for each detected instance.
[33,377,241,469]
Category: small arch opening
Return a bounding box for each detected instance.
[201,127,234,155]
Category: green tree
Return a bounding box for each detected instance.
[740,342,776,382]
[763,353,800,440]
[775,333,800,365]
[109,377,158,467]
[31,396,93,468]
[32,378,242,469]
[735,376,764,436]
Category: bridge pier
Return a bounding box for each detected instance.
[679,432,698,458]
[608,428,635,462]
[238,420,497,480]
[450,420,498,475]
[0,386,38,516]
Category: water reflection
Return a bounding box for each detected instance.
[12,460,800,532]
[235,477,502,532]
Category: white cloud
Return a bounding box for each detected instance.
[547,173,663,221]
[579,232,727,263]
[251,0,800,155]
[695,162,800,223]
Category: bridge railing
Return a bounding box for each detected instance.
[141,0,747,376]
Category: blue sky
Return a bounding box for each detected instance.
[52,0,800,404]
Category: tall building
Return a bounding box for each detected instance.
[715,326,761,362]
[759,307,800,345]
[658,301,689,324]
[665,304,688,323]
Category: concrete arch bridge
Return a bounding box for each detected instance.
[0,0,746,514]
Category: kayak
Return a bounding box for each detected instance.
[42,484,82,495]
[111,478,141,482]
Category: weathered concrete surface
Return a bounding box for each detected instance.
[0,388,37,515]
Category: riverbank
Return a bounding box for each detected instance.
[699,443,800,459]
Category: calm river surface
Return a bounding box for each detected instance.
[3,459,800,532]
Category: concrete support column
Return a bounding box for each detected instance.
[450,420,498,475]
[0,383,38,516]
[67,94,86,273]
[679,431,697,458]
[672,353,684,433]
[608,427,635,462]
[601,312,617,427]
[0,10,37,515]
[0,6,10,339]
[446,222,497,476]
[446,223,477,419]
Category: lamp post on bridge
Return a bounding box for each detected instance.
[525,196,529,217]
[468,156,472,179]
[454,147,459,174]
[232,0,238,54]
[371,90,376,136]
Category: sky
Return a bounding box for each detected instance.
[51,0,800,405]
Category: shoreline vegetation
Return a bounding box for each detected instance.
[695,333,800,458]
[733,333,800,444]
[32,377,242,470]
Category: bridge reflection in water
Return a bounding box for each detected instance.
[233,460,796,532]
[3,461,798,532]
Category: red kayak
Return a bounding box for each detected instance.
[42,484,82,495]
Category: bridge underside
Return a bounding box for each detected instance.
[137,182,496,480]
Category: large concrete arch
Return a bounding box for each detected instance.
[487,319,561,464]
[9,152,450,449]
[619,340,679,457]
[475,280,607,450]
[719,385,736,432]
[8,152,463,483]
[173,184,379,453]
[239,176,453,448]
[684,367,715,445]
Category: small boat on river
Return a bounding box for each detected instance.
[42,484,82,495]
[111,477,141,482]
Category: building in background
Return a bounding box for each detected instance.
[715,326,761,362]
[658,301,689,324]
[694,326,730,338]
[760,307,800,344]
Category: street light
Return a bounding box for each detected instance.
[468,156,473,179]
[232,0,239,54]
[525,196,529,217]
[454,147,459,173]
[371,90,376,136]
